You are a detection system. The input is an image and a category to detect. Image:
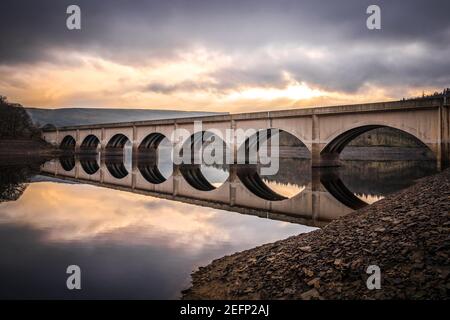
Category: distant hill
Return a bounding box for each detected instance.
[26,108,226,127]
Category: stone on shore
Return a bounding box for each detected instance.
[182,169,450,300]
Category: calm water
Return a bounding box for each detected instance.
[0,156,437,299]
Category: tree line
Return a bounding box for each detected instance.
[0,95,39,139]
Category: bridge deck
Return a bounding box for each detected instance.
[42,98,445,131]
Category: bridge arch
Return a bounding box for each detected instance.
[178,130,230,161]
[322,124,431,154]
[319,122,436,166]
[237,128,310,164]
[234,124,312,153]
[137,132,172,184]
[104,134,131,179]
[81,134,100,149]
[235,129,310,201]
[60,135,76,150]
[179,131,230,191]
[106,133,131,149]
[138,132,166,150]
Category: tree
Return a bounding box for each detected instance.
[0,96,39,139]
[0,165,31,202]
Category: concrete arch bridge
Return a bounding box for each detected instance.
[43,98,450,169]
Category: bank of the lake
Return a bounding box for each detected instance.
[183,169,450,300]
[0,139,59,157]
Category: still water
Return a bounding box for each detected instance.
[0,156,436,299]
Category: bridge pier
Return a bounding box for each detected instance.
[310,114,342,167]
[99,156,105,183]
[229,165,238,206]
[172,165,181,196]
[310,169,321,221]
[439,104,450,170]
[426,142,449,171]
[311,143,342,167]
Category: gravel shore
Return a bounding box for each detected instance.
[183,169,450,299]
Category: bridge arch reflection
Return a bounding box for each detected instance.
[80,155,100,175]
[52,152,412,211]
[41,156,371,227]
[318,170,367,210]
[59,156,76,171]
[105,157,129,179]
[41,156,436,227]
[236,165,287,201]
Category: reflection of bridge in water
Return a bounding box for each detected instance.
[39,98,447,226]
[40,155,374,227]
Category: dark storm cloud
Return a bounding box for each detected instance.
[145,68,288,94]
[210,67,288,91]
[1,0,449,92]
[145,81,215,94]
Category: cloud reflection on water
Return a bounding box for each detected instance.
[0,181,313,252]
[0,179,316,298]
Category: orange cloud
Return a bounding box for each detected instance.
[0,48,441,113]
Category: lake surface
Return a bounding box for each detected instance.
[0,156,437,299]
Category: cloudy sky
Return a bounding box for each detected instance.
[0,0,449,112]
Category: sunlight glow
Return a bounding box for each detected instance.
[0,46,436,113]
[227,80,324,102]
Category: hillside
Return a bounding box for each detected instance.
[26,108,226,127]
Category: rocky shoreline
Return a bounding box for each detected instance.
[182,169,450,300]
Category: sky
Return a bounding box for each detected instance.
[0,0,449,113]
